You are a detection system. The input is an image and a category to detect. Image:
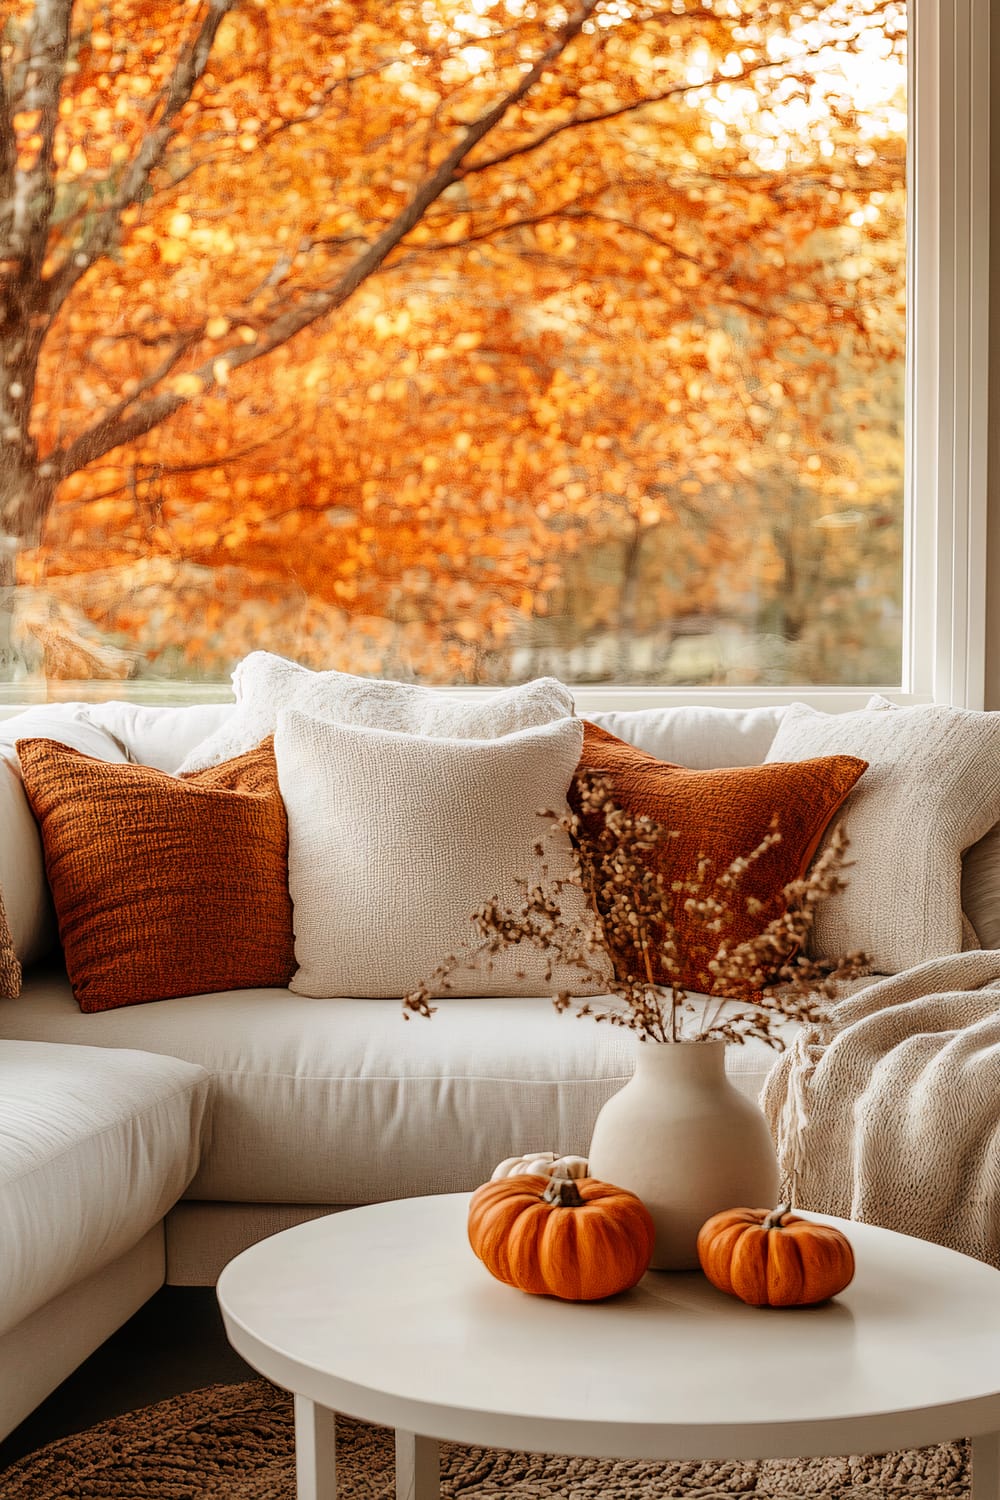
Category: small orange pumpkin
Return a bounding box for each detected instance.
[697,1204,855,1307]
[468,1174,655,1301]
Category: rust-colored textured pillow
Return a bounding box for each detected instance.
[16,737,295,1012]
[571,721,867,993]
[0,889,21,999]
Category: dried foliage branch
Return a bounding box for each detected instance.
[403,770,870,1046]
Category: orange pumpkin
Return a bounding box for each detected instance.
[697,1204,855,1307]
[468,1174,655,1301]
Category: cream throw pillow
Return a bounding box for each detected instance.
[274,711,610,999]
[178,653,575,773]
[765,702,1000,972]
[865,694,1000,950]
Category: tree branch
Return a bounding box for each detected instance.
[111,61,401,213]
[44,0,235,321]
[384,204,807,331]
[66,424,300,509]
[456,48,831,180]
[83,332,205,437]
[49,0,602,481]
[388,205,707,274]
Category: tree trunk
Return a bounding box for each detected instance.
[0,277,58,673]
[0,533,25,681]
[616,520,644,678]
[0,448,55,683]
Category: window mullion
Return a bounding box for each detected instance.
[909,0,991,710]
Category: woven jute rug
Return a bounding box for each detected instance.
[0,1377,970,1499]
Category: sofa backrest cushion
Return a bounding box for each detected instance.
[16,737,295,1011]
[84,700,233,773]
[587,705,783,769]
[176,652,575,773]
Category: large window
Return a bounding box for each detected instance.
[0,1,987,704]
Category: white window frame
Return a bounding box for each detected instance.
[904,0,992,713]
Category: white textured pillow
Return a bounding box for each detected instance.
[274,711,610,999]
[178,653,575,773]
[764,702,1000,972]
[865,694,1000,949]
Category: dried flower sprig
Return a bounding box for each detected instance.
[403,770,870,1048]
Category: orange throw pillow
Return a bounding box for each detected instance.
[0,890,21,1000]
[571,722,867,993]
[17,737,295,1012]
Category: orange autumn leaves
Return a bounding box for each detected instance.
[3,0,906,684]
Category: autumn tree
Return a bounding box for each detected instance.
[0,0,905,685]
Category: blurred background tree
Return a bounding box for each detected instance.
[0,0,905,692]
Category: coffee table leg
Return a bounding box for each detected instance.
[395,1429,439,1500]
[973,1432,1000,1499]
[294,1394,338,1500]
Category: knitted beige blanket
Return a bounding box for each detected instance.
[760,951,1000,1267]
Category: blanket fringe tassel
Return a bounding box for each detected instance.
[774,1025,826,1209]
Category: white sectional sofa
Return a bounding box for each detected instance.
[6,684,997,1441]
[0,693,791,1437]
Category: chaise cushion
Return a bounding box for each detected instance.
[0,971,792,1204]
[0,1040,210,1337]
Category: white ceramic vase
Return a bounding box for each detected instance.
[587,1038,779,1270]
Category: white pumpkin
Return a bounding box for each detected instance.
[490,1151,590,1181]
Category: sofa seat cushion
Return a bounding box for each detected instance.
[0,971,792,1204]
[0,1039,210,1337]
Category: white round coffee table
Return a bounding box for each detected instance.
[217,1193,1000,1500]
